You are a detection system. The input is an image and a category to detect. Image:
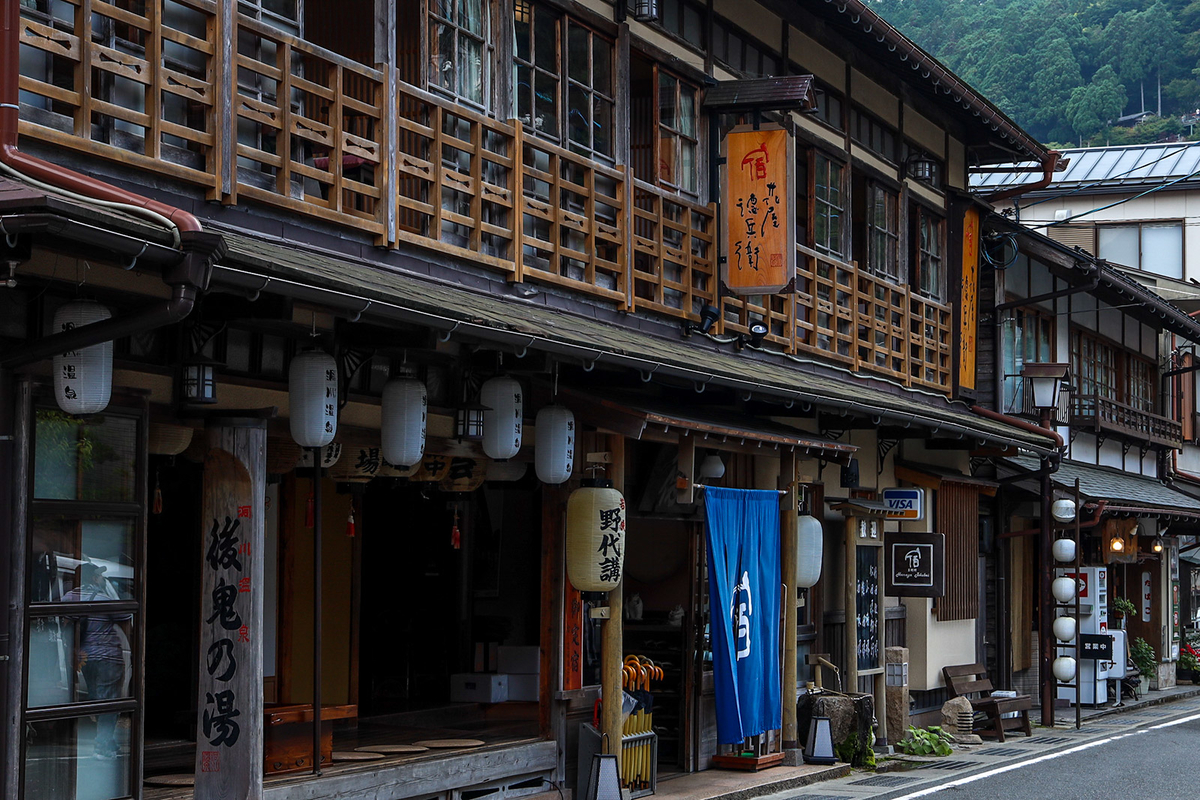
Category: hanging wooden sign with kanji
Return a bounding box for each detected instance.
[722,124,796,295]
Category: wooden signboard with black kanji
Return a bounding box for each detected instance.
[195,427,264,800]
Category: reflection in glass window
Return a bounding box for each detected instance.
[814,155,844,257]
[24,713,134,800]
[866,182,899,280]
[914,206,944,300]
[34,412,137,503]
[1098,222,1183,279]
[28,615,135,708]
[430,0,489,107]
[30,517,136,603]
[656,72,698,194]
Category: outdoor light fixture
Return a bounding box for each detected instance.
[1022,362,1071,411]
[904,152,937,183]
[455,401,487,442]
[1052,537,1076,563]
[700,451,726,479]
[630,0,658,22]
[1110,534,1125,553]
[1052,576,1076,603]
[803,716,837,764]
[582,751,622,800]
[1051,498,1077,523]
[698,303,720,334]
[52,300,113,414]
[746,322,768,348]
[181,354,219,405]
[1153,536,1165,554]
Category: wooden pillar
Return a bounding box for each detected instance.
[539,486,566,740]
[780,450,798,750]
[195,420,266,799]
[845,515,858,691]
[600,436,625,762]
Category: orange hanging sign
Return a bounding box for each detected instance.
[959,207,980,390]
[723,125,795,295]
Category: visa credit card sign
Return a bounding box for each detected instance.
[882,488,924,520]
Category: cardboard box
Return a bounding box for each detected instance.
[497,646,541,675]
[507,673,539,702]
[450,673,508,703]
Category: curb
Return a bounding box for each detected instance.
[696,764,853,800]
[1081,685,1200,721]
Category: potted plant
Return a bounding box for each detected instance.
[1131,637,1158,691]
[1178,647,1199,684]
[1113,597,1137,630]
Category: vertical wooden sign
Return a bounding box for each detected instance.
[195,423,265,800]
[959,207,981,390]
[563,583,583,692]
[723,125,796,295]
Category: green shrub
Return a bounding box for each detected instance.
[1131,637,1157,681]
[896,725,954,757]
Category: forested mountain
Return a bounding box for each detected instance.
[869,0,1200,146]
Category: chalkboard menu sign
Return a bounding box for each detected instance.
[856,546,880,672]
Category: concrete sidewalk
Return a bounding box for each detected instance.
[1060,681,1200,725]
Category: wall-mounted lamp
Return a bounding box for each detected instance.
[700,451,726,479]
[630,0,658,22]
[1152,536,1165,554]
[746,322,768,348]
[181,354,219,405]
[698,303,720,334]
[1110,534,1125,553]
[904,152,937,183]
[1022,362,1071,412]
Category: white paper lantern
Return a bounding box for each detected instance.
[1052,537,1077,564]
[1052,576,1076,603]
[535,405,574,484]
[1051,498,1077,523]
[481,375,523,460]
[381,377,427,467]
[52,300,112,414]
[566,479,626,592]
[1053,615,1077,643]
[796,515,823,589]
[289,349,338,448]
[487,460,528,481]
[1053,656,1077,682]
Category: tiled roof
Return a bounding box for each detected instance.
[972,141,1200,192]
[1005,456,1200,513]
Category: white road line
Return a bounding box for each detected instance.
[887,712,1200,800]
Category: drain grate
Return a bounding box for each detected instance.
[975,747,1031,757]
[919,760,980,771]
[850,775,916,787]
[1030,736,1072,745]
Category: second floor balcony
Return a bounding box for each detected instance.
[14,0,951,395]
[1072,394,1182,450]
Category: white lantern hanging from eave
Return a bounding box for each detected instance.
[1052,576,1077,603]
[1052,537,1077,564]
[796,515,823,589]
[1053,615,1077,643]
[566,479,626,592]
[381,376,427,467]
[289,348,339,448]
[52,300,113,414]
[481,375,523,460]
[535,405,575,484]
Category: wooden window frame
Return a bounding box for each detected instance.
[1096,220,1185,276]
[813,152,846,258]
[865,180,900,281]
[649,0,706,54]
[513,0,563,142]
[711,14,783,78]
[1000,304,1055,416]
[654,66,700,197]
[850,106,898,164]
[429,0,493,110]
[563,18,616,160]
[912,204,945,301]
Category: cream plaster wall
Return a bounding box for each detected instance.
[789,28,846,88]
[850,70,899,126]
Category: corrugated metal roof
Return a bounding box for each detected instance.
[971,141,1200,191]
[1005,456,1200,513]
[703,76,816,113]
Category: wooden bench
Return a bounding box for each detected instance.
[942,664,1031,742]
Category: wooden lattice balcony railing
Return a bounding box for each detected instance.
[1073,394,1183,449]
[16,2,953,394]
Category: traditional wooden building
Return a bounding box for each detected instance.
[1,0,1065,798]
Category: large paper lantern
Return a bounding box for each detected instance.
[481,375,523,460]
[52,300,113,414]
[289,349,338,448]
[1051,498,1077,523]
[535,405,574,484]
[566,479,626,592]
[296,443,342,468]
[796,515,823,588]
[1052,656,1077,682]
[1052,537,1077,564]
[1052,576,1076,603]
[381,377,427,467]
[1053,615,1076,643]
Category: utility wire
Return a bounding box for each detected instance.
[1041,164,1200,227]
[1014,144,1194,214]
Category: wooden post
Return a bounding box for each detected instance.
[845,515,858,691]
[779,450,798,750]
[195,420,266,800]
[600,436,625,765]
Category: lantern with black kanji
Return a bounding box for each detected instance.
[288,348,339,448]
[535,405,574,484]
[566,478,626,592]
[52,300,113,414]
[381,376,427,467]
[481,375,522,460]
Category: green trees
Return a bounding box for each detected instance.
[868,0,1199,145]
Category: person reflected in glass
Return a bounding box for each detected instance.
[65,562,130,760]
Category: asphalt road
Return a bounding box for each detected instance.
[783,701,1200,800]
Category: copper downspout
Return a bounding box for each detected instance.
[971,404,1064,449]
[0,0,200,233]
[984,150,1065,204]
